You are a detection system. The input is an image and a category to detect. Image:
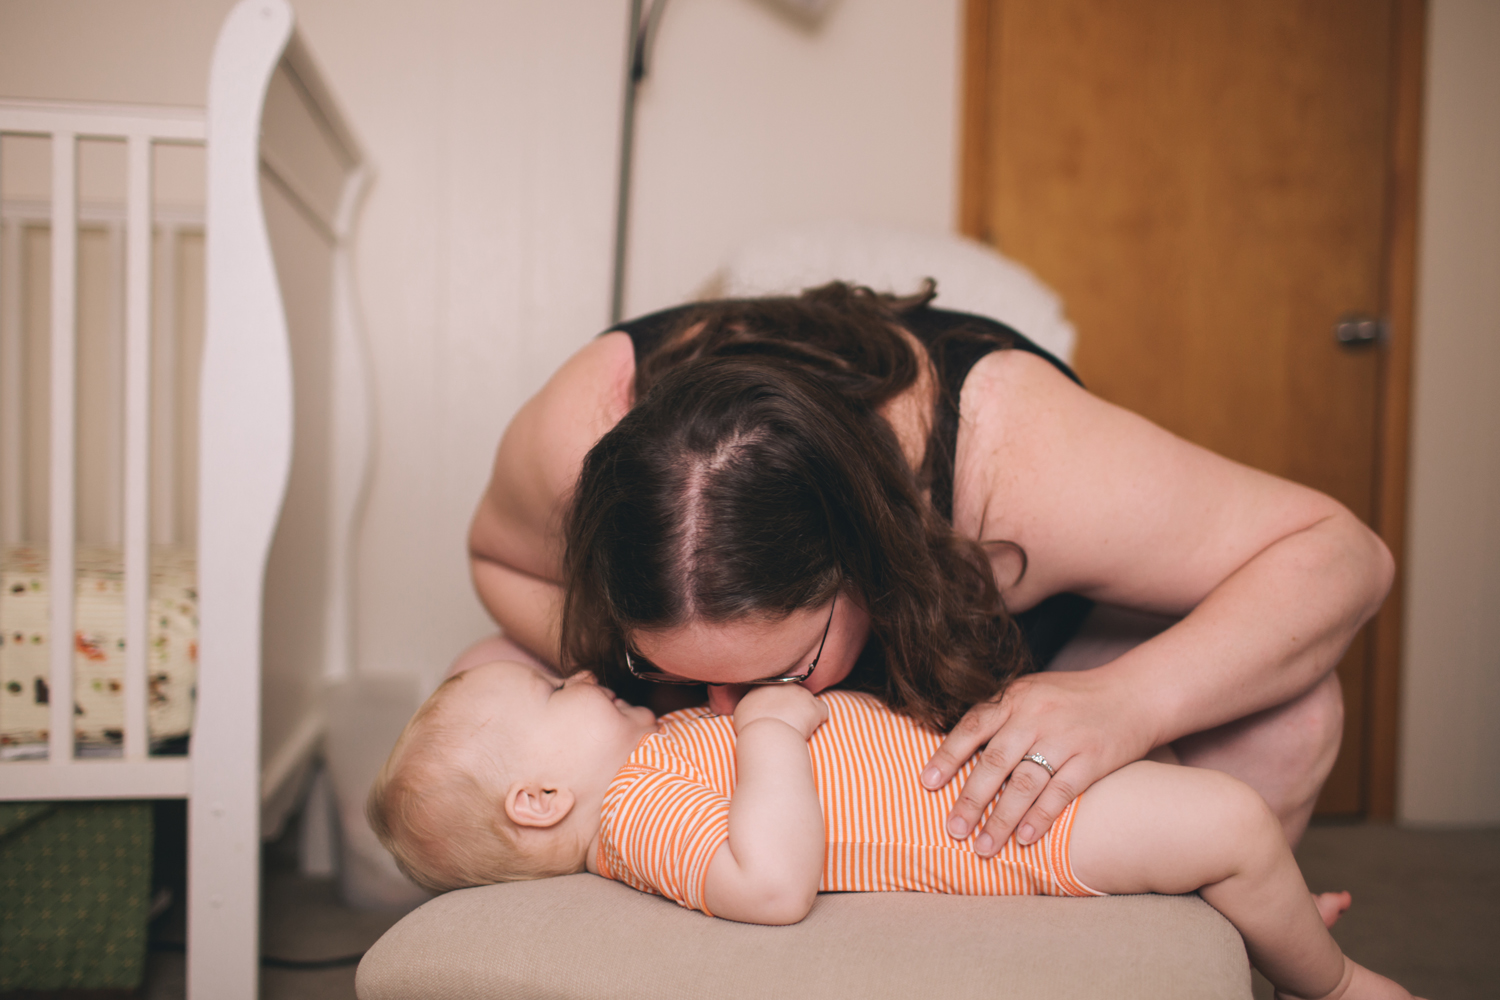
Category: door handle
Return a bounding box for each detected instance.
[1334,313,1387,347]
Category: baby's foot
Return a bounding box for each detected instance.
[1314,890,1353,928]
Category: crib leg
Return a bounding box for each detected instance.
[187,780,260,997]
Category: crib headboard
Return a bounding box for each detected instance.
[194,0,370,989]
[241,17,372,838]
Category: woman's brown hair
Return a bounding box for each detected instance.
[561,282,1030,731]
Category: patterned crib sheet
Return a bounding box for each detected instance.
[1,545,197,757]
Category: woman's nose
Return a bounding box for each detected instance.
[706,684,750,716]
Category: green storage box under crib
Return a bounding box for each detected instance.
[0,801,152,991]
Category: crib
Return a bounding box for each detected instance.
[0,1,370,995]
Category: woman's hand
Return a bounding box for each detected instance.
[921,668,1159,856]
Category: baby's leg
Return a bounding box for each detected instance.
[1067,762,1410,1000]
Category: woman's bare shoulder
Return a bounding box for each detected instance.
[951,349,1086,528]
[953,348,1347,613]
[470,332,635,574]
[525,330,636,439]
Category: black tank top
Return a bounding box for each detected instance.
[608,303,1093,668]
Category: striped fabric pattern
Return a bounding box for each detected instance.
[596,690,1101,916]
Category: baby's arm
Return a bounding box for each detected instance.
[701,686,828,925]
[1069,762,1411,1000]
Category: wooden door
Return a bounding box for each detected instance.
[961,0,1423,816]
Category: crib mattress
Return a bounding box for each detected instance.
[0,545,197,758]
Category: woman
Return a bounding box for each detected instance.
[466,282,1391,856]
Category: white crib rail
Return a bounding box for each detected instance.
[192,2,300,991]
[195,2,369,996]
[0,100,204,794]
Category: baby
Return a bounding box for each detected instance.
[369,660,1416,1000]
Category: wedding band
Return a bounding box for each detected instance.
[1021,752,1055,777]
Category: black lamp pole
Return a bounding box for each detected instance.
[610,0,670,324]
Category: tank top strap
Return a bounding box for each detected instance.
[897,306,1080,525]
[607,304,697,364]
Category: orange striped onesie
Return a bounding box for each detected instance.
[595,690,1103,916]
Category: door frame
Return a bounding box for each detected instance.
[957,0,1427,820]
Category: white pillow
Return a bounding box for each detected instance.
[713,222,1076,363]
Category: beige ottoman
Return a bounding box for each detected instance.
[356,874,1251,999]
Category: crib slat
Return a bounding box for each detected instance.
[107,221,126,548]
[0,215,21,545]
[152,226,179,545]
[123,134,152,761]
[48,131,78,765]
[1,136,16,545]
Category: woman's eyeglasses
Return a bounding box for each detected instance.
[624,594,838,687]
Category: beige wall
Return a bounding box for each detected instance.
[284,0,629,690]
[1398,0,1500,826]
[0,0,962,693]
[624,0,961,315]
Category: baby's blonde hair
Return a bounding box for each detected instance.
[367,674,580,892]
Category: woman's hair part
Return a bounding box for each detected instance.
[562,281,1031,730]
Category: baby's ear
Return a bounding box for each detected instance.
[504,782,576,829]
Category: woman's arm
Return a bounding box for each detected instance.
[701,686,828,925]
[466,558,563,667]
[467,333,636,665]
[930,350,1393,852]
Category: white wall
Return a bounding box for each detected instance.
[0,0,962,691]
[624,0,961,315]
[285,0,627,688]
[1398,0,1500,826]
[0,0,229,107]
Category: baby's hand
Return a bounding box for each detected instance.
[733,685,828,741]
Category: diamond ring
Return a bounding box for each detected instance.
[1020,752,1055,777]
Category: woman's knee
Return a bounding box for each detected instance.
[1173,670,1344,838]
[1281,670,1345,781]
[1257,674,1344,844]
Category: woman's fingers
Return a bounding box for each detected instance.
[922,697,1010,791]
[975,759,1083,855]
[928,670,1151,856]
[941,729,1034,841]
[968,756,1052,855]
